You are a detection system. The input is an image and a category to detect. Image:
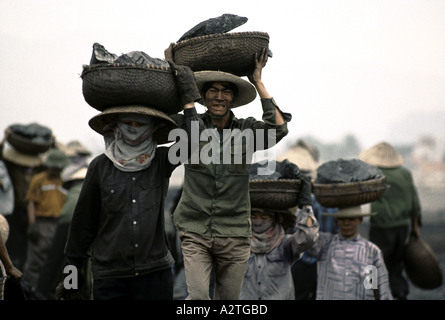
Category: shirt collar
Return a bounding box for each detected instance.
[202,111,238,129]
[338,234,361,242]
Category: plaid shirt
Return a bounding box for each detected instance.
[307,232,393,300]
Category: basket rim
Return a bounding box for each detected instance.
[250,178,300,183]
[249,189,299,194]
[312,177,387,198]
[312,176,386,189]
[81,63,172,77]
[173,31,270,49]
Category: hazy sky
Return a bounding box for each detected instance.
[1,0,445,156]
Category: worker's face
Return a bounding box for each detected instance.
[204,82,234,117]
[120,120,147,127]
[251,210,275,233]
[46,167,63,179]
[337,217,362,239]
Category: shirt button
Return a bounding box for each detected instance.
[135,272,139,276]
[132,199,136,203]
[135,244,139,248]
[133,221,137,225]
[132,177,136,181]
[110,189,114,193]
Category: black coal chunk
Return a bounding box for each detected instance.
[177,13,248,42]
[90,42,118,65]
[250,159,301,180]
[315,158,383,184]
[114,51,168,67]
[10,123,52,143]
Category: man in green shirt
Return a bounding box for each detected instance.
[173,48,292,300]
[360,142,422,300]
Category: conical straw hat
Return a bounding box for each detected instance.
[359,142,404,168]
[322,205,376,218]
[194,70,257,108]
[89,105,178,145]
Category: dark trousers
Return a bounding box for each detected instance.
[369,225,410,299]
[93,268,173,300]
[36,222,70,299]
[291,260,317,300]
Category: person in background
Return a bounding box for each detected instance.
[173,48,292,300]
[359,141,422,300]
[1,132,44,271]
[305,205,393,300]
[0,160,14,222]
[21,148,69,298]
[36,167,89,300]
[59,140,92,182]
[239,203,318,299]
[279,139,337,299]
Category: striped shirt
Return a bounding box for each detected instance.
[307,232,393,300]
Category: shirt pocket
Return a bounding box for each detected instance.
[139,176,163,212]
[227,144,250,175]
[100,183,128,215]
[266,253,287,277]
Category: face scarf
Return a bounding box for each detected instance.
[104,114,159,172]
[250,214,285,254]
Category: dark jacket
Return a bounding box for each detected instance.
[65,108,198,279]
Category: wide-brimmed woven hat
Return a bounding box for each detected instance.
[0,214,9,243]
[195,70,257,108]
[2,147,43,168]
[359,142,404,168]
[322,205,376,218]
[89,105,178,145]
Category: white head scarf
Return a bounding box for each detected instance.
[104,114,159,172]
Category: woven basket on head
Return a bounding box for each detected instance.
[249,179,300,210]
[81,64,182,113]
[172,32,270,77]
[312,177,388,208]
[7,131,54,155]
[403,232,443,290]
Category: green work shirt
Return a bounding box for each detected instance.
[173,98,291,238]
[370,166,422,228]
